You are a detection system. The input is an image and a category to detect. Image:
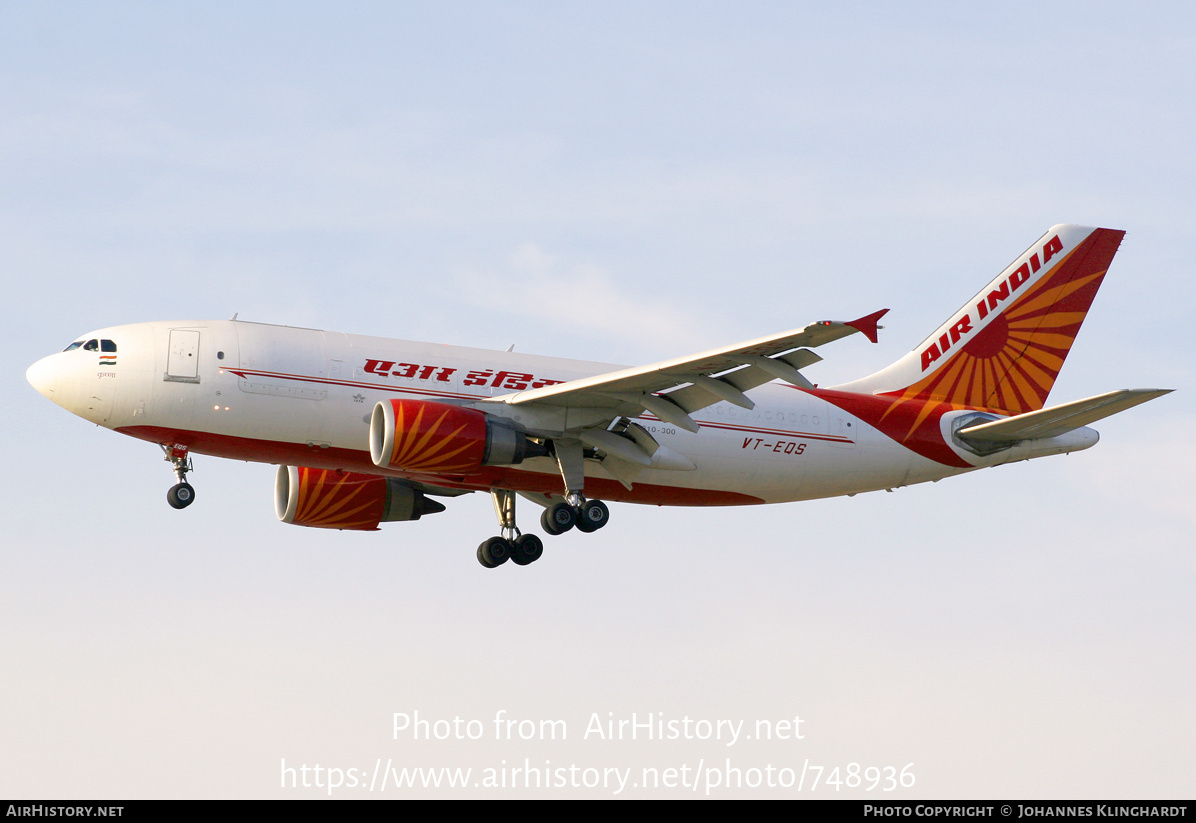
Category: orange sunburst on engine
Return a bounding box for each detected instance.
[385,399,487,474]
[292,467,387,530]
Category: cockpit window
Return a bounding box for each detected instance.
[63,339,116,354]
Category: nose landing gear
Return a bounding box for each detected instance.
[162,443,196,509]
[167,482,195,509]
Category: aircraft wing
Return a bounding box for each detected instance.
[486,310,888,433]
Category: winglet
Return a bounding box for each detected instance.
[846,309,888,344]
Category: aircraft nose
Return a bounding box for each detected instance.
[26,354,60,400]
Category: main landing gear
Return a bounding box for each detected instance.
[477,489,544,568]
[540,498,609,535]
[542,438,610,535]
[475,439,611,569]
[162,443,196,509]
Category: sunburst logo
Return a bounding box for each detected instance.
[387,400,486,474]
[293,468,385,530]
[823,227,1128,455]
[884,231,1119,425]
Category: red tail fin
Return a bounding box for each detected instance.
[837,225,1124,415]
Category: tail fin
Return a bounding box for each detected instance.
[837,224,1125,414]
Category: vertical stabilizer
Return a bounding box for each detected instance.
[834,224,1124,415]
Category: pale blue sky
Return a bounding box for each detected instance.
[3,1,1193,797]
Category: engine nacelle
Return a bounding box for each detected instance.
[275,465,445,530]
[369,399,537,474]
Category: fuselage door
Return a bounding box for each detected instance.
[165,329,201,383]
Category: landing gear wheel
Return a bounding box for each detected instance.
[162,444,195,510]
[167,482,195,510]
[575,499,609,533]
[478,536,511,568]
[510,534,544,566]
[541,502,576,535]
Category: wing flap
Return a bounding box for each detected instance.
[957,389,1172,443]
[492,313,886,423]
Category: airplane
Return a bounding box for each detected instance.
[26,224,1170,569]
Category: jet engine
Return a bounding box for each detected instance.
[275,465,445,530]
[369,399,542,474]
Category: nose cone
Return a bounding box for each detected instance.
[26,354,60,402]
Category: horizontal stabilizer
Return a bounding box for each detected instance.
[957,389,1172,443]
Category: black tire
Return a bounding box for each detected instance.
[511,534,544,565]
[167,483,195,510]
[575,499,609,533]
[481,536,511,567]
[541,502,576,535]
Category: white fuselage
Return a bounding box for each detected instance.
[26,319,1095,508]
